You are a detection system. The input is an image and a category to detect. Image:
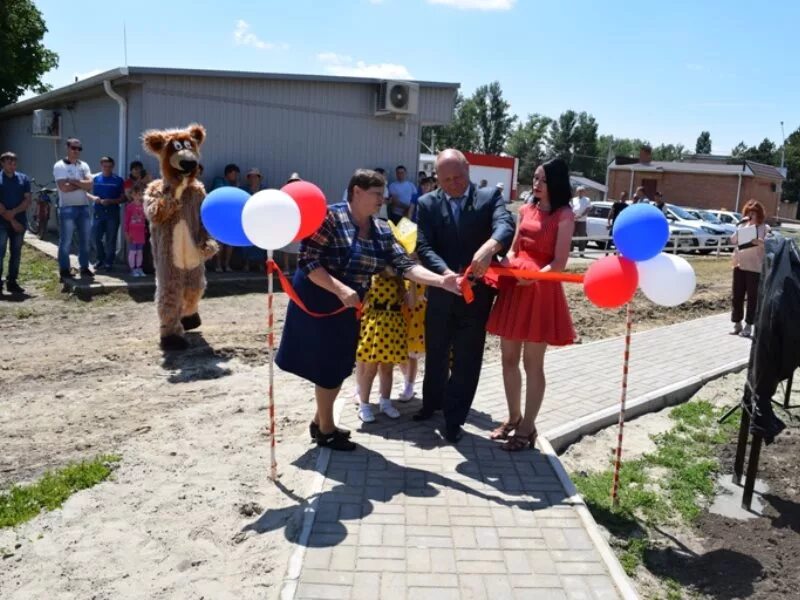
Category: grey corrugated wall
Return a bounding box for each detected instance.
[137,74,456,200]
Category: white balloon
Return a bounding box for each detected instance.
[636,253,696,307]
[242,189,301,250]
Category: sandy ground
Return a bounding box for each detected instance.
[0,248,734,599]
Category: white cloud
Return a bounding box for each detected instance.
[317,52,412,79]
[233,20,287,50]
[426,0,515,10]
[73,68,104,81]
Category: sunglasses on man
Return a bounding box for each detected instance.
[69,145,83,151]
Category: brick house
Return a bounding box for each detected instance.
[607,147,790,219]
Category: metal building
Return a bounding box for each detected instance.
[0,66,458,200]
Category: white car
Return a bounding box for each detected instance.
[685,208,737,237]
[707,209,743,226]
[664,204,729,253]
[586,202,695,250]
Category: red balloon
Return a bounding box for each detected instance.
[583,256,639,309]
[280,181,328,242]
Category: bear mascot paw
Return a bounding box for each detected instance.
[141,123,218,351]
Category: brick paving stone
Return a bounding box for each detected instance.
[288,314,749,599]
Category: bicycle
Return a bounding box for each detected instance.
[27,179,58,238]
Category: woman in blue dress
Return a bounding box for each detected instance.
[276,169,461,451]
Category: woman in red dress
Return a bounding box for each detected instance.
[486,158,576,451]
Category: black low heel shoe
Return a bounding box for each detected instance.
[309,421,351,442]
[316,429,356,451]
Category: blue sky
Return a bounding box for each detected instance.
[32,0,798,155]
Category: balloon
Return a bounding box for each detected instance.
[637,253,696,307]
[281,181,327,242]
[583,256,639,309]
[200,187,251,246]
[612,203,670,261]
[242,189,301,250]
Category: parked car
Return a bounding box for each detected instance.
[586,202,695,250]
[707,209,743,226]
[686,208,737,237]
[664,203,729,253]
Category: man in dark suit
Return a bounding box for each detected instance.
[414,149,515,443]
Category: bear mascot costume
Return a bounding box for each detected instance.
[142,123,218,351]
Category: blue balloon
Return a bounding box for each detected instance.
[201,187,252,247]
[612,203,670,261]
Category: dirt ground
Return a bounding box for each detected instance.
[561,372,800,600]
[0,249,734,599]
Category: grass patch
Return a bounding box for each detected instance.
[16,244,62,297]
[0,455,120,528]
[571,398,739,586]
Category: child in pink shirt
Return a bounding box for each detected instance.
[124,183,147,277]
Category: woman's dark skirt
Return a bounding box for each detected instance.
[276,270,363,389]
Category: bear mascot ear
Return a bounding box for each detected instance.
[187,123,206,147]
[142,130,168,156]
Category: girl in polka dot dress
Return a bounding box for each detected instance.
[355,268,409,422]
[398,278,426,401]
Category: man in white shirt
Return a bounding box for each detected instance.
[53,138,94,279]
[570,186,592,257]
[388,165,417,224]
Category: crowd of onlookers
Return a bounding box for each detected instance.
[0,139,442,295]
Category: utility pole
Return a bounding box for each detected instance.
[780,121,786,168]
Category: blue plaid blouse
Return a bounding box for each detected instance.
[299,202,415,287]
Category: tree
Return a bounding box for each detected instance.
[652,143,687,161]
[505,114,551,184]
[0,0,59,107]
[472,81,516,154]
[546,110,603,180]
[782,126,800,208]
[597,135,652,160]
[731,138,779,165]
[695,131,712,154]
[572,112,600,180]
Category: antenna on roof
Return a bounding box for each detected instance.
[123,21,128,68]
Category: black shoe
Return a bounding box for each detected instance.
[80,268,95,279]
[6,280,24,294]
[443,426,463,444]
[160,334,189,351]
[316,429,356,451]
[309,421,351,442]
[181,313,202,331]
[59,269,73,280]
[412,408,437,422]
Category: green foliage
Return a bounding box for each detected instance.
[473,81,516,155]
[505,114,551,185]
[783,126,800,206]
[0,0,59,106]
[546,110,602,180]
[695,131,712,154]
[652,143,687,161]
[0,456,120,528]
[730,137,780,165]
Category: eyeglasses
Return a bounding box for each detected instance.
[69,146,83,151]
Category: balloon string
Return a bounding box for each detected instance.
[460,263,584,304]
[267,260,362,320]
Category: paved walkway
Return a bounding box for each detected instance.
[286,314,752,599]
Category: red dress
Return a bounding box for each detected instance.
[486,204,575,345]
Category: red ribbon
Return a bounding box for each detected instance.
[266,259,362,320]
[460,263,585,304]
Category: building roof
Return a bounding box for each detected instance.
[570,175,607,193]
[0,66,460,117]
[609,159,785,180]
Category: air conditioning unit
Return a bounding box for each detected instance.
[375,81,419,116]
[32,109,61,138]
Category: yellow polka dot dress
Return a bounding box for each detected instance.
[356,274,408,364]
[406,282,426,358]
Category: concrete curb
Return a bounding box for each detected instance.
[280,394,348,600]
[538,435,640,600]
[543,358,748,453]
